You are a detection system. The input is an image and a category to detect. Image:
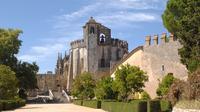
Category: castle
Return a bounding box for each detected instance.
[37,17,188,98]
[37,17,128,92]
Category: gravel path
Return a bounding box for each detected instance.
[3,104,106,112]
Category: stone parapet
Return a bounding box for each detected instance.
[70,39,85,49]
[144,33,176,47]
[111,38,128,48]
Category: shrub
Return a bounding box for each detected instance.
[73,99,83,106]
[156,73,176,97]
[141,91,151,100]
[102,100,147,112]
[0,65,18,100]
[71,72,95,99]
[18,99,26,107]
[187,68,200,100]
[95,77,117,100]
[83,100,101,109]
[74,99,171,112]
[0,99,25,110]
[0,102,2,111]
[160,100,172,112]
[113,64,148,101]
[148,100,161,112]
[137,100,148,112]
[166,79,189,105]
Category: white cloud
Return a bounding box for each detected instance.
[102,0,166,10]
[57,3,101,22]
[96,12,157,25]
[18,43,65,62]
[52,0,162,38]
[18,55,39,62]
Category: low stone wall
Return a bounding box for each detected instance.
[173,107,200,112]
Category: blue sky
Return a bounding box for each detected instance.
[0,0,168,73]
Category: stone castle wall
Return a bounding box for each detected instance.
[142,34,188,98]
[37,72,56,92]
[111,33,188,98]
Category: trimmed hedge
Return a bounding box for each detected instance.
[73,99,171,112]
[102,100,147,112]
[0,102,2,111]
[148,100,172,112]
[160,100,172,112]
[148,100,161,112]
[73,99,83,106]
[137,101,148,112]
[73,100,101,109]
[83,100,101,109]
[0,99,26,110]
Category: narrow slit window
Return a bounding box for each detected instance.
[90,27,95,34]
[161,65,165,71]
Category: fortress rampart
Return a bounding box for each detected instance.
[111,38,128,48]
[145,33,176,47]
[70,39,85,49]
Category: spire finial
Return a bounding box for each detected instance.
[88,16,96,23]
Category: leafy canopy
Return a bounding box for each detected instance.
[113,64,148,101]
[0,28,39,99]
[95,77,116,100]
[15,61,39,90]
[0,29,22,69]
[156,73,176,97]
[162,0,200,72]
[0,65,18,100]
[71,72,95,100]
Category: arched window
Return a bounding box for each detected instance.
[99,33,106,44]
[90,26,95,34]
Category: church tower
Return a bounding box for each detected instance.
[56,17,128,91]
[83,17,112,75]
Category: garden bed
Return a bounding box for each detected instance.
[0,99,26,111]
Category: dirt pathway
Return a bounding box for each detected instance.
[3,104,106,112]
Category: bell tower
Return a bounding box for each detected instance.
[83,17,99,72]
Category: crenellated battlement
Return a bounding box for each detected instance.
[111,38,128,48]
[145,33,177,47]
[70,39,85,48]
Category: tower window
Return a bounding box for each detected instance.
[116,49,121,60]
[90,26,95,34]
[101,58,105,68]
[161,65,165,71]
[99,33,106,44]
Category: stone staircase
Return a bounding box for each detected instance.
[52,90,71,103]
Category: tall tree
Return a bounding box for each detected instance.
[71,72,95,99]
[162,0,200,72]
[0,28,39,99]
[0,29,22,70]
[0,65,18,100]
[113,64,148,101]
[15,61,39,90]
[95,77,116,100]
